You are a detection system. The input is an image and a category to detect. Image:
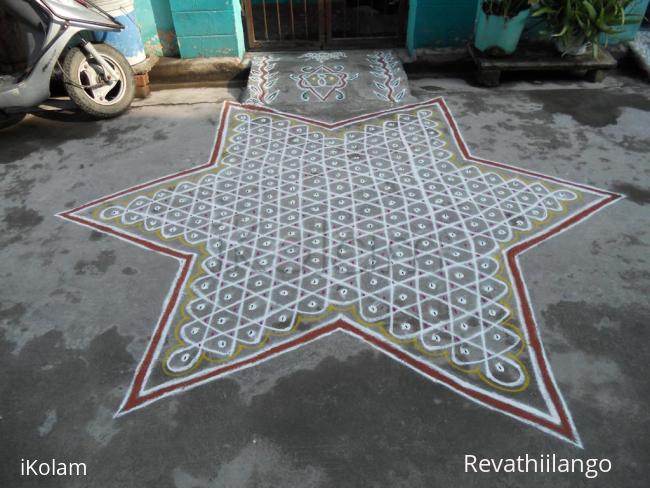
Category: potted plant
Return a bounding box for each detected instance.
[532,0,637,56]
[474,1,538,55]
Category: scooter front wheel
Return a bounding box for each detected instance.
[63,44,135,119]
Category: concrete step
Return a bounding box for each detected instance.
[241,50,417,119]
[630,31,650,79]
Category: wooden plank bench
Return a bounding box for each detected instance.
[468,41,617,87]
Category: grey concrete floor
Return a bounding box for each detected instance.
[0,71,649,488]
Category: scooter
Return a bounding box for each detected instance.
[0,0,135,129]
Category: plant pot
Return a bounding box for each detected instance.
[474,8,530,56]
[554,36,590,56]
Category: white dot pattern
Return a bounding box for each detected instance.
[99,109,578,389]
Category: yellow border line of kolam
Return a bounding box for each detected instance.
[87,108,586,394]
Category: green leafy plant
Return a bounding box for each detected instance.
[482,0,539,18]
[532,0,638,55]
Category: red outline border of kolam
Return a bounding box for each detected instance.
[57,98,621,447]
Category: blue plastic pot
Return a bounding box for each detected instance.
[599,0,650,44]
[474,8,531,55]
[93,0,146,66]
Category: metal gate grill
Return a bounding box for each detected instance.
[243,0,408,50]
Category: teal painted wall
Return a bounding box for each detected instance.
[133,0,648,59]
[170,0,245,58]
[134,0,482,58]
[410,0,480,49]
[408,0,648,51]
[133,0,179,56]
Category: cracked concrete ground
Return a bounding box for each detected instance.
[0,71,649,488]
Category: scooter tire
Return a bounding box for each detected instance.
[63,44,135,119]
[0,112,26,130]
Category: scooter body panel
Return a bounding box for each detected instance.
[0,21,82,111]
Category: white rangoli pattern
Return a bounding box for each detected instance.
[100,109,575,387]
[62,100,617,445]
[290,64,359,102]
[244,55,280,105]
[299,51,347,63]
[244,50,412,106]
[368,51,407,103]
